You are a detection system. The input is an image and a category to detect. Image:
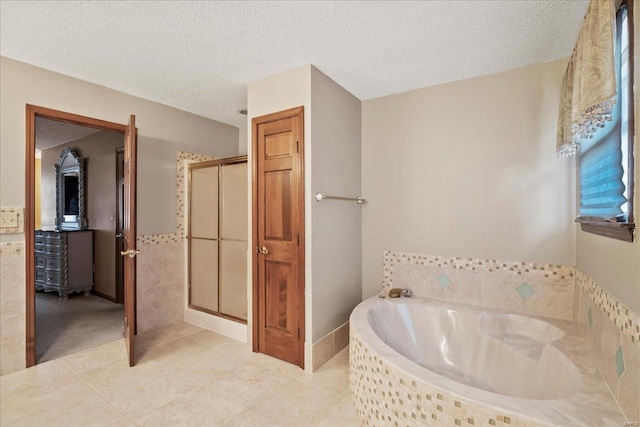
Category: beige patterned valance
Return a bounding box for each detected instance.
[556,0,617,158]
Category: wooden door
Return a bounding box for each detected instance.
[253,107,305,368]
[122,115,137,367]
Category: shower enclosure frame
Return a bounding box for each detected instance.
[187,155,248,324]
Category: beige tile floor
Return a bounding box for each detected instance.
[0,322,361,427]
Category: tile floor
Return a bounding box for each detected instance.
[0,322,360,427]
[36,292,124,362]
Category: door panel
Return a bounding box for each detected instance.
[264,171,292,241]
[264,260,294,331]
[219,240,247,320]
[253,107,304,368]
[190,166,218,239]
[123,115,137,367]
[190,239,219,312]
[220,163,248,241]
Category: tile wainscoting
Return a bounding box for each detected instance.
[382,251,575,321]
[381,250,640,423]
[312,321,350,371]
[0,242,26,375]
[575,270,639,422]
[136,236,185,333]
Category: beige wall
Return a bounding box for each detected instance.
[0,56,239,239]
[361,58,576,298]
[238,126,247,155]
[40,131,124,299]
[575,8,640,314]
[310,66,362,341]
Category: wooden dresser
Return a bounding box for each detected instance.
[35,230,94,298]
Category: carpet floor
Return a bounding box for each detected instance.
[35,291,124,363]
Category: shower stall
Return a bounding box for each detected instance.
[187,156,248,323]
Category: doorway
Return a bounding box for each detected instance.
[25,105,138,367]
[252,106,305,368]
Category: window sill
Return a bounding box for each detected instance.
[575,218,635,242]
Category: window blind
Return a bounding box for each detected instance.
[579,5,628,220]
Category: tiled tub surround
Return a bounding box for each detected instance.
[383,251,575,322]
[575,270,640,422]
[350,296,627,426]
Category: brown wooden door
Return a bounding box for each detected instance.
[123,115,137,367]
[253,107,305,368]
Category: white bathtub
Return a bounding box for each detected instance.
[349,297,626,426]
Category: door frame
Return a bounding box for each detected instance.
[25,104,127,367]
[251,106,305,368]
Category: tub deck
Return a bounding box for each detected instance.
[349,296,627,427]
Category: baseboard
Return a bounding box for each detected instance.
[91,289,117,303]
[184,307,247,343]
[311,321,349,372]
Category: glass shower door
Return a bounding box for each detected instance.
[188,157,247,322]
[219,163,248,321]
[188,166,219,314]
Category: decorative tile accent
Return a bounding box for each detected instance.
[575,269,640,345]
[0,207,24,234]
[175,151,214,239]
[137,233,180,246]
[587,308,592,329]
[516,283,535,299]
[615,347,625,378]
[0,241,24,256]
[437,273,451,289]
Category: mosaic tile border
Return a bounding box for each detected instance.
[137,233,180,245]
[0,241,24,256]
[0,207,24,234]
[382,251,574,292]
[575,269,640,345]
[175,151,215,239]
[349,328,543,427]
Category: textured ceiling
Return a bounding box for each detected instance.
[35,117,101,151]
[1,1,588,127]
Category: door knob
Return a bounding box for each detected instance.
[115,233,123,238]
[256,246,269,255]
[121,249,140,258]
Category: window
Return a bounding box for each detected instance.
[577,2,635,242]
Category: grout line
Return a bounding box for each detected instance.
[64,359,139,426]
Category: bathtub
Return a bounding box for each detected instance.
[349,297,626,426]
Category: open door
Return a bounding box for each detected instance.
[122,115,137,366]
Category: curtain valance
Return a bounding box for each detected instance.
[556,0,617,158]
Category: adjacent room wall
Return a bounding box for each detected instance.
[34,157,41,230]
[0,56,239,375]
[238,126,247,155]
[361,58,576,299]
[310,66,362,342]
[40,130,124,299]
